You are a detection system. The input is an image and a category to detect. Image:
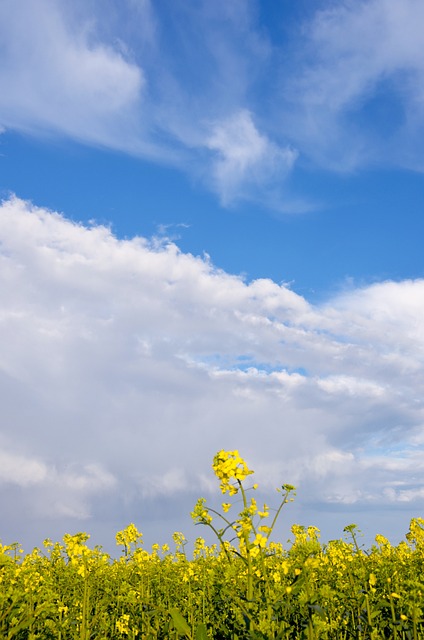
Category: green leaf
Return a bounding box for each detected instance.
[169,608,192,637]
[195,622,208,640]
[7,615,35,638]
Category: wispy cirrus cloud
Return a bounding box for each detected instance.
[0,0,297,208]
[0,196,423,548]
[3,0,424,209]
[0,0,145,150]
[283,0,424,170]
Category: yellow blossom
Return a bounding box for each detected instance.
[258,503,269,518]
[116,614,130,635]
[212,450,254,495]
[253,533,268,549]
[191,498,212,524]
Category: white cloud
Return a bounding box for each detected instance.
[206,110,298,206]
[317,375,386,399]
[0,0,301,209]
[0,448,48,486]
[2,0,424,210]
[140,468,189,499]
[283,0,424,169]
[0,0,144,150]
[0,196,424,549]
[0,441,116,521]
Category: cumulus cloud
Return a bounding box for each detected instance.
[0,196,423,549]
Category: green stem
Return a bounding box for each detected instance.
[81,565,90,640]
[238,481,253,607]
[268,486,295,539]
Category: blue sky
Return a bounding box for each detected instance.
[1,0,424,553]
[3,131,424,301]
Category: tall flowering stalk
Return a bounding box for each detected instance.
[191,449,296,631]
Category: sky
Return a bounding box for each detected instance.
[1,0,424,554]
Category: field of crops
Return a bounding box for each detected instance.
[1,450,424,639]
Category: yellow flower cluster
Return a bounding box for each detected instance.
[116,613,130,635]
[191,498,212,525]
[115,523,142,550]
[212,449,254,495]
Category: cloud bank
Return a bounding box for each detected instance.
[1,196,423,549]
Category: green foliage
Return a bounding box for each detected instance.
[1,450,424,638]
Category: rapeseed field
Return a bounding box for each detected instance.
[1,450,423,638]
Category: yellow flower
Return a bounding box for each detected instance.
[281,560,289,575]
[258,525,271,535]
[191,498,212,524]
[258,503,269,518]
[253,533,268,549]
[172,531,187,547]
[115,524,142,552]
[375,533,390,547]
[248,497,258,515]
[212,450,254,495]
[222,502,231,513]
[369,573,377,587]
[77,564,88,578]
[116,614,130,635]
